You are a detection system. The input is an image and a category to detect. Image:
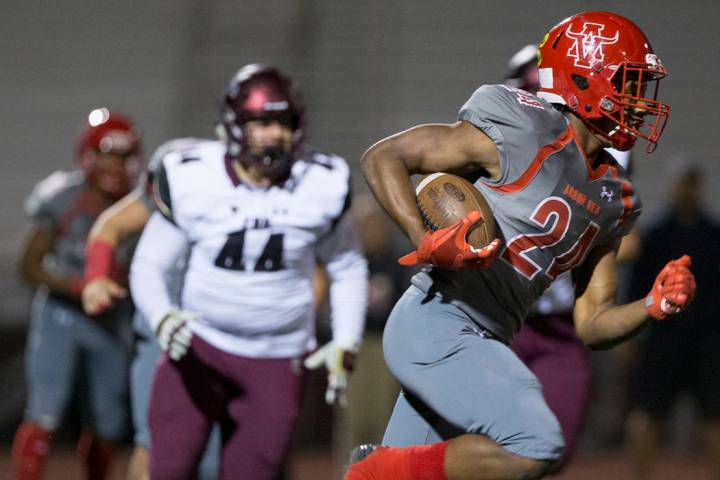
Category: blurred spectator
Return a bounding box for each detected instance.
[332,194,405,469]
[625,161,720,479]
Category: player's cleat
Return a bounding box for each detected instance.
[345,444,385,478]
[348,444,384,465]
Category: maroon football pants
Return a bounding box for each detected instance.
[148,335,304,480]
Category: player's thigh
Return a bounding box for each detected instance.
[382,391,445,447]
[148,352,219,479]
[221,356,304,477]
[83,318,132,440]
[25,293,80,427]
[528,338,591,459]
[130,333,161,448]
[384,290,563,460]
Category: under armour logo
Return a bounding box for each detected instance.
[600,186,615,202]
[566,22,619,69]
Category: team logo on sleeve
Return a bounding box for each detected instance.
[565,22,619,69]
[600,186,615,202]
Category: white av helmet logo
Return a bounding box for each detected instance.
[566,22,619,69]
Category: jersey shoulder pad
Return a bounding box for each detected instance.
[152,138,222,223]
[298,145,349,175]
[148,137,209,175]
[294,147,352,220]
[459,84,562,130]
[24,170,84,222]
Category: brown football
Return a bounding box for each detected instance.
[415,173,496,248]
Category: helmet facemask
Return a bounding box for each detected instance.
[222,65,304,185]
[596,62,669,152]
[236,113,300,183]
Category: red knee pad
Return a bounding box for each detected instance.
[12,422,51,480]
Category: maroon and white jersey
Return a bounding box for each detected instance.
[130,139,368,358]
[412,85,641,341]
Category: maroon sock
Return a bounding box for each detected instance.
[77,429,115,480]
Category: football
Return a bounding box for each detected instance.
[415,173,496,248]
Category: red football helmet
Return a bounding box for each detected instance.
[76,108,142,197]
[221,64,304,183]
[537,11,669,152]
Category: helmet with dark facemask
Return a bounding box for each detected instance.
[221,64,304,183]
[76,108,142,197]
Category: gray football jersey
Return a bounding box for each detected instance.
[412,85,641,341]
[25,170,135,280]
[25,171,99,277]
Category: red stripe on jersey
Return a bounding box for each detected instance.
[486,126,574,194]
[56,191,104,240]
[618,180,634,225]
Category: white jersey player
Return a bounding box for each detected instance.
[130,64,368,480]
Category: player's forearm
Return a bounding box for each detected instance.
[19,246,82,296]
[129,257,174,326]
[22,264,82,297]
[129,213,189,326]
[361,144,427,246]
[575,298,650,350]
[327,253,369,349]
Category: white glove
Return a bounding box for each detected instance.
[304,341,357,407]
[153,310,196,361]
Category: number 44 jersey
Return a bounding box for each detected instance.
[412,84,641,342]
[133,139,367,358]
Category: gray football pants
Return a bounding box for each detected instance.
[382,285,564,460]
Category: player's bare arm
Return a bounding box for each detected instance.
[572,246,649,349]
[573,245,695,350]
[82,189,151,315]
[88,189,151,246]
[20,226,82,297]
[361,121,499,246]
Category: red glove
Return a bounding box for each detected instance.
[399,211,501,270]
[645,255,696,320]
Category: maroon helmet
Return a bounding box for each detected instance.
[76,108,142,197]
[222,64,304,183]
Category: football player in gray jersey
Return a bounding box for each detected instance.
[348,11,696,480]
[12,109,141,480]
